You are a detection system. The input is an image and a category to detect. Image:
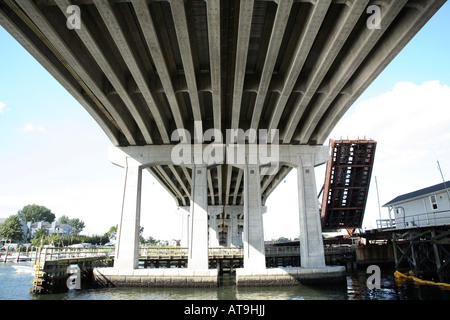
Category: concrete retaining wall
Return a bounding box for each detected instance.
[93,268,219,288]
[236,266,346,286]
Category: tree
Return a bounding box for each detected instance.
[145,236,158,245]
[57,215,85,235]
[58,215,70,225]
[0,215,24,242]
[105,225,118,240]
[17,204,55,223]
[67,218,85,236]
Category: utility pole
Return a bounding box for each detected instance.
[437,161,450,203]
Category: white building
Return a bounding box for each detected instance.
[383,180,450,229]
[27,221,71,239]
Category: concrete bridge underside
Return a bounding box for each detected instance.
[1,0,445,285]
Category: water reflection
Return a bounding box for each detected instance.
[2,262,450,300]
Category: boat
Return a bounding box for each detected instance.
[1,254,32,262]
[11,265,34,275]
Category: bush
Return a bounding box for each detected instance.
[30,233,110,247]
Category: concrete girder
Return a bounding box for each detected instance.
[54,0,153,145]
[94,0,170,144]
[315,0,447,144]
[130,0,183,143]
[282,0,370,143]
[296,0,408,144]
[226,0,254,208]
[267,0,332,132]
[230,0,254,131]
[15,0,138,145]
[0,5,121,146]
[155,165,187,206]
[170,0,203,124]
[206,0,222,132]
[207,169,215,206]
[168,164,191,202]
[232,169,244,206]
[147,167,184,207]
[250,0,293,130]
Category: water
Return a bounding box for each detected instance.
[1,262,450,300]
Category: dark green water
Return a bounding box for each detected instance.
[2,262,450,300]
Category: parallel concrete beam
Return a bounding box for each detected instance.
[55,0,152,145]
[130,0,183,143]
[315,0,447,144]
[94,0,170,143]
[282,0,369,143]
[15,0,138,145]
[206,0,222,132]
[0,6,120,146]
[250,0,293,130]
[230,0,254,131]
[268,0,332,132]
[170,0,203,123]
[297,0,408,144]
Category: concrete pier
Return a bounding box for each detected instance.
[236,266,346,286]
[104,145,344,287]
[94,268,219,288]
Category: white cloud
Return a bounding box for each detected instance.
[0,101,6,113]
[328,80,450,229]
[331,80,450,165]
[23,123,46,132]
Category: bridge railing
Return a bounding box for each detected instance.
[139,246,188,257]
[36,245,355,262]
[139,246,301,258]
[265,246,300,256]
[36,246,115,262]
[138,246,243,258]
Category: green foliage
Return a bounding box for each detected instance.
[0,215,24,242]
[33,228,47,240]
[105,225,118,240]
[30,233,110,247]
[58,216,85,235]
[144,236,159,245]
[17,204,55,223]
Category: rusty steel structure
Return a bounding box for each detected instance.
[320,139,377,232]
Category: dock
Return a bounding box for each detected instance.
[30,245,356,293]
[31,246,114,294]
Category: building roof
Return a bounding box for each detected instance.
[383,180,450,207]
[30,221,68,229]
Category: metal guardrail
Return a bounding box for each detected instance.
[36,246,115,262]
[376,219,396,230]
[36,245,355,262]
[378,209,450,230]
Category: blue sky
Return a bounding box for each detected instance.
[1,3,450,240]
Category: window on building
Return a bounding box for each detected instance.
[430,195,438,210]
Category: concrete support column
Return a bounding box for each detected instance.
[243,165,266,270]
[229,212,238,247]
[179,206,190,247]
[297,163,326,268]
[188,165,209,270]
[225,206,244,247]
[114,158,142,269]
[208,206,222,247]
